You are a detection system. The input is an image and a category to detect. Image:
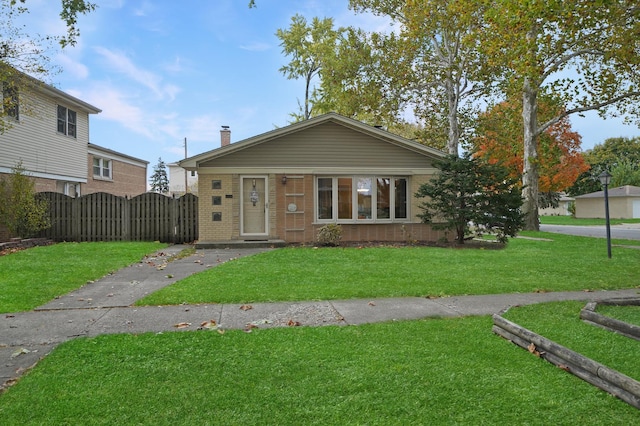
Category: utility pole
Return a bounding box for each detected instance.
[184,137,188,194]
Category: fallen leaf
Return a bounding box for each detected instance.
[287,319,301,327]
[582,289,594,293]
[198,320,217,330]
[239,304,253,311]
[558,364,570,371]
[165,274,174,278]
[174,322,191,329]
[368,301,376,306]
[217,328,226,335]
[5,314,15,318]
[527,343,545,357]
[10,348,31,359]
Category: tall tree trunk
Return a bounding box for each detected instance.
[522,78,540,231]
[446,78,460,156]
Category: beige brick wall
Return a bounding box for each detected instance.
[83,155,147,197]
[198,173,236,241]
[197,172,448,244]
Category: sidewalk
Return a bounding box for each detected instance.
[2,245,639,391]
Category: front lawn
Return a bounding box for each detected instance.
[0,242,167,313]
[137,232,640,306]
[0,302,637,424]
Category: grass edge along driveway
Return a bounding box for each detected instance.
[0,241,167,313]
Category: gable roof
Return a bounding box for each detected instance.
[2,65,100,114]
[574,185,640,199]
[180,113,445,170]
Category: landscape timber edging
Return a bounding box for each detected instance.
[580,299,640,341]
[492,313,640,410]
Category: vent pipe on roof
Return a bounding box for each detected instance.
[221,126,231,147]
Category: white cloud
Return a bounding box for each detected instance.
[56,54,90,80]
[93,47,181,101]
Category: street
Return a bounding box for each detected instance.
[540,224,640,241]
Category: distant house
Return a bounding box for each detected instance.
[168,162,198,197]
[574,185,640,219]
[86,143,148,197]
[179,113,448,246]
[0,71,147,198]
[539,193,574,216]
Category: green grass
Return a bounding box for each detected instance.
[1,303,638,425]
[540,216,640,226]
[137,232,640,306]
[595,304,640,327]
[0,242,167,313]
[502,301,640,381]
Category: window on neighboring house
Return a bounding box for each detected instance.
[316,176,408,222]
[93,157,112,179]
[2,84,19,120]
[57,105,77,137]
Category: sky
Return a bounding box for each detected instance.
[14,0,640,175]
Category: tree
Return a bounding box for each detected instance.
[568,137,640,195]
[149,158,169,194]
[346,0,484,154]
[415,154,524,244]
[471,98,589,196]
[276,15,341,121]
[474,1,640,230]
[0,161,50,238]
[1,0,96,130]
[610,160,640,187]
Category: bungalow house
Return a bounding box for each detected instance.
[0,71,147,198]
[574,185,640,219]
[179,113,448,247]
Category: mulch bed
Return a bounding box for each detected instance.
[0,238,54,256]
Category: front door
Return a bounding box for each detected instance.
[241,176,268,237]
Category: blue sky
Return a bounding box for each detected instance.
[19,0,640,172]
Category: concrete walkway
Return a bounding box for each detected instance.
[2,245,638,391]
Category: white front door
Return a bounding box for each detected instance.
[241,176,268,237]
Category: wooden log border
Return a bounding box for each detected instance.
[492,314,640,410]
[580,298,640,341]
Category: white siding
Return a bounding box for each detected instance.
[0,88,90,180]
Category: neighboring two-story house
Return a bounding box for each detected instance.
[0,71,147,198]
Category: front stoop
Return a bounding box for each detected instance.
[195,240,287,249]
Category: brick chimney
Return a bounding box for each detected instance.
[220,126,231,147]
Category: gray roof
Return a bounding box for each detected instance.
[574,185,640,199]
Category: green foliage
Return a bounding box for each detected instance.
[149,157,169,194]
[415,154,524,243]
[569,137,640,195]
[610,160,640,188]
[276,14,341,121]
[0,161,49,238]
[315,223,342,246]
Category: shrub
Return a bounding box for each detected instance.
[316,223,342,246]
[0,161,50,238]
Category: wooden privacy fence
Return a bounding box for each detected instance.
[37,192,198,243]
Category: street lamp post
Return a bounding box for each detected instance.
[598,171,612,259]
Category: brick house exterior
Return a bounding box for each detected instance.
[181,113,448,246]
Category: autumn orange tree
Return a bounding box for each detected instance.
[471,99,589,200]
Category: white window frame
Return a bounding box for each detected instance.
[315,176,409,223]
[57,105,77,138]
[93,157,112,180]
